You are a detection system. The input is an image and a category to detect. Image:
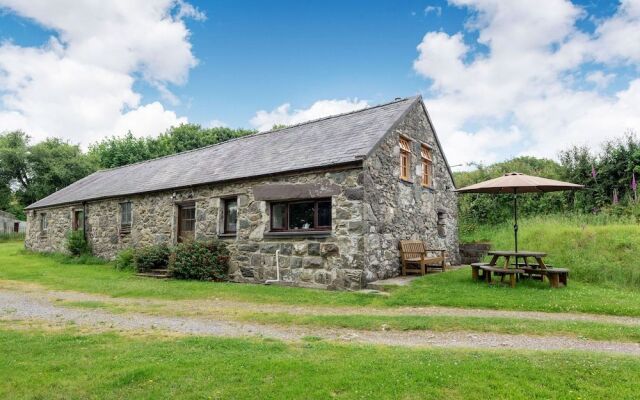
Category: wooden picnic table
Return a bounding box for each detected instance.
[487,250,548,269]
[471,250,568,288]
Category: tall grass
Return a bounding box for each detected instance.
[461,213,640,288]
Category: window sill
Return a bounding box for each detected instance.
[217,233,237,238]
[264,230,332,238]
[399,178,414,184]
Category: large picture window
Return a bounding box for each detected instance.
[270,199,331,232]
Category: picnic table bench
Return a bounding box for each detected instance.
[471,251,569,288]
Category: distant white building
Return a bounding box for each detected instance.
[0,210,25,233]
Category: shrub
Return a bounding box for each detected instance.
[66,230,91,256]
[133,244,170,272]
[114,248,135,270]
[170,239,230,281]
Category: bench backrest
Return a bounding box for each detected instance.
[399,240,425,260]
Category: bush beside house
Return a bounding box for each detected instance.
[170,240,230,281]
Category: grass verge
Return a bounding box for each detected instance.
[4,241,640,316]
[1,326,639,399]
[242,313,640,343]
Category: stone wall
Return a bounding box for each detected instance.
[361,102,460,282]
[25,166,366,289]
[459,242,491,265]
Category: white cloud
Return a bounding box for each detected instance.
[414,0,640,166]
[586,71,615,89]
[250,99,369,132]
[0,0,202,144]
[425,6,442,16]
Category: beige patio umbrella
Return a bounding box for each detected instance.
[456,172,584,252]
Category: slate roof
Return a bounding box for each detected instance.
[27,96,422,209]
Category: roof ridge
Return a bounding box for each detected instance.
[96,95,420,174]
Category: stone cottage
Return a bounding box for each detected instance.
[24,96,459,289]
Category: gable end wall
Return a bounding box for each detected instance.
[362,101,460,281]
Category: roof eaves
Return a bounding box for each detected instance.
[24,159,364,210]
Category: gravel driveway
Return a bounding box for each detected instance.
[1,288,640,356]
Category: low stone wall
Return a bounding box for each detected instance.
[459,242,491,265]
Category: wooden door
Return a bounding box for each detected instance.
[177,203,195,243]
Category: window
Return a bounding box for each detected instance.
[223,198,238,234]
[73,210,84,231]
[437,211,446,237]
[421,145,433,187]
[270,199,331,232]
[399,136,411,181]
[120,202,132,233]
[40,213,48,233]
[177,203,195,242]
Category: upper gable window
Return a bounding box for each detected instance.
[399,137,411,181]
[421,145,433,187]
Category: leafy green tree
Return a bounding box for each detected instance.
[0,131,97,212]
[20,138,97,206]
[89,124,255,168]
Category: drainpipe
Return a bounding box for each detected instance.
[265,249,281,284]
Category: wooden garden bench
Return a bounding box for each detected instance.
[470,262,490,281]
[479,265,524,288]
[521,266,569,288]
[399,240,446,276]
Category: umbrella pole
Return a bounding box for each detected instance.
[513,189,518,253]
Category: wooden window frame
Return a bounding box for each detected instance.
[399,136,411,182]
[72,209,84,231]
[40,213,48,234]
[222,197,238,234]
[421,145,433,187]
[119,202,132,234]
[269,198,332,232]
[177,202,196,243]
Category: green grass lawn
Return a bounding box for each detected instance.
[3,241,640,316]
[2,326,640,400]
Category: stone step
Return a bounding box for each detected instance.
[136,271,170,279]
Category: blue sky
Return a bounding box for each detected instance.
[0,0,638,166]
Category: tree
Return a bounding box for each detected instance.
[20,138,97,206]
[0,131,97,212]
[89,124,255,169]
